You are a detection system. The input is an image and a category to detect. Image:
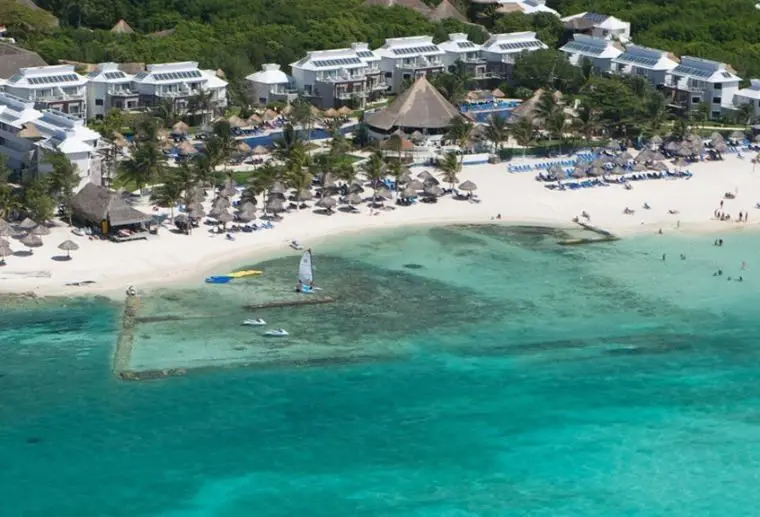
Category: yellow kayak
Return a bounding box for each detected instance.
[227,270,263,278]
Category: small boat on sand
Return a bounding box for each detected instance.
[263,328,289,337]
[242,318,266,326]
[289,240,303,250]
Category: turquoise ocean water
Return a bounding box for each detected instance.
[3,224,760,516]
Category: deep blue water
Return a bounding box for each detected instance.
[3,225,760,516]
[242,125,358,148]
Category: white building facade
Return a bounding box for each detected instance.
[374,36,445,94]
[438,33,487,80]
[290,43,385,108]
[611,44,678,87]
[0,92,101,186]
[562,12,631,43]
[481,32,548,82]
[5,65,88,119]
[132,62,227,115]
[245,64,297,106]
[734,79,760,119]
[663,56,741,119]
[86,63,140,120]
[559,34,622,74]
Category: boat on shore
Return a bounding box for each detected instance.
[205,269,263,283]
[296,249,315,293]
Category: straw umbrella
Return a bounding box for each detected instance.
[650,135,663,146]
[634,150,652,163]
[316,196,337,211]
[346,192,363,205]
[236,141,251,154]
[651,151,666,162]
[605,140,620,151]
[269,182,286,195]
[400,187,417,199]
[618,151,633,161]
[265,198,286,217]
[294,189,313,202]
[571,168,586,179]
[17,218,37,231]
[587,166,605,177]
[251,145,269,156]
[417,170,435,181]
[212,196,231,211]
[186,202,205,218]
[0,239,12,261]
[248,114,262,126]
[548,164,565,179]
[323,108,339,118]
[632,163,647,172]
[178,141,197,156]
[236,201,257,222]
[406,179,424,191]
[398,172,412,184]
[171,121,189,135]
[730,130,745,141]
[653,162,669,172]
[672,157,688,167]
[215,210,234,227]
[424,184,444,197]
[31,224,50,236]
[611,165,626,175]
[492,88,505,98]
[57,239,79,259]
[458,180,478,192]
[337,106,352,117]
[21,233,42,252]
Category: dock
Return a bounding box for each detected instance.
[112,294,140,375]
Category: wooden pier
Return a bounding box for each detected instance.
[112,294,140,375]
[558,220,619,246]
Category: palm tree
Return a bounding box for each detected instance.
[334,159,357,185]
[117,141,166,193]
[247,162,283,209]
[644,93,670,137]
[45,151,80,226]
[154,100,178,129]
[384,158,405,198]
[150,178,184,220]
[361,152,385,202]
[446,116,473,168]
[736,102,755,127]
[484,114,509,156]
[386,133,404,163]
[689,102,710,131]
[272,123,303,161]
[545,110,568,154]
[22,179,55,224]
[437,151,461,190]
[0,156,21,219]
[290,97,316,146]
[188,89,214,125]
[574,104,599,144]
[512,117,536,159]
[534,90,561,128]
[284,166,312,209]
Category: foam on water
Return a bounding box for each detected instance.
[2,224,760,516]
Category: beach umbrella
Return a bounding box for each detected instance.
[251,145,269,156]
[492,88,505,98]
[650,135,663,145]
[713,142,729,154]
[417,170,435,181]
[730,130,745,140]
[323,108,339,118]
[265,198,286,214]
[214,210,234,224]
[676,144,692,157]
[651,151,666,161]
[424,175,440,187]
[632,163,647,172]
[376,186,392,199]
[548,164,564,178]
[227,115,247,129]
[161,140,175,151]
[0,239,12,258]
[400,187,417,199]
[21,233,42,250]
[406,179,424,191]
[30,224,50,236]
[186,202,205,218]
[294,188,313,202]
[458,180,477,192]
[754,134,760,144]
[236,141,251,154]
[171,121,189,135]
[248,114,262,126]
[264,108,279,120]
[212,196,231,211]
[348,182,365,194]
[337,106,352,117]
[571,167,586,179]
[316,196,336,209]
[664,141,679,152]
[587,166,605,177]
[174,213,189,224]
[398,172,412,184]
[653,162,669,172]
[618,151,633,161]
[346,192,363,205]
[710,131,723,141]
[17,217,37,231]
[269,182,285,195]
[634,150,652,163]
[57,239,79,258]
[236,201,257,222]
[605,140,620,151]
[672,157,688,167]
[423,185,444,197]
[611,165,626,175]
[410,130,425,143]
[177,141,197,155]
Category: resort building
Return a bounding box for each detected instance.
[245,64,297,106]
[480,32,548,82]
[559,34,623,74]
[562,12,631,43]
[290,43,385,109]
[733,79,760,119]
[364,76,460,138]
[4,64,88,118]
[438,33,487,80]
[0,92,102,186]
[488,0,559,16]
[86,62,140,120]
[661,56,741,119]
[374,36,445,94]
[132,62,228,115]
[611,44,678,87]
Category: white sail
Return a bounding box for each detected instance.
[298,250,313,286]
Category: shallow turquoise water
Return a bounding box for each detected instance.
[2,225,760,516]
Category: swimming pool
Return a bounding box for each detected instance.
[459,99,521,123]
[242,124,358,147]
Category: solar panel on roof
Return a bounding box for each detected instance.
[498,40,543,51]
[672,65,713,78]
[356,51,373,58]
[583,12,608,22]
[617,53,659,68]
[561,41,606,56]
[457,41,476,49]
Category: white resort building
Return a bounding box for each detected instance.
[438,33,487,79]
[559,34,623,74]
[0,92,101,185]
[245,64,297,106]
[661,56,741,119]
[611,44,678,87]
[290,43,385,109]
[86,62,140,120]
[132,62,228,115]
[562,12,631,43]
[4,65,88,118]
[492,0,559,16]
[374,36,445,94]
[733,80,760,119]
[481,32,548,82]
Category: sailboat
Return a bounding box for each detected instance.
[296,249,315,293]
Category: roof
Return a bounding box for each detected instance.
[560,34,622,59]
[364,0,431,15]
[429,0,466,22]
[374,36,444,59]
[0,42,47,79]
[87,62,134,83]
[482,32,547,54]
[291,48,367,72]
[671,56,741,83]
[246,64,289,84]
[6,64,87,88]
[497,0,559,16]
[613,44,678,71]
[133,62,206,84]
[365,76,461,130]
[71,183,152,226]
[438,33,481,53]
[736,79,760,100]
[111,19,134,34]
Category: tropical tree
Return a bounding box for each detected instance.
[432,68,473,105]
[574,104,599,143]
[545,110,568,154]
[643,93,670,137]
[735,102,755,126]
[150,177,184,220]
[484,114,509,156]
[154,100,178,129]
[534,90,561,128]
[512,116,536,159]
[437,151,461,190]
[0,156,21,219]
[360,151,385,202]
[290,97,316,146]
[188,89,214,125]
[23,180,55,223]
[117,141,166,193]
[45,151,80,226]
[272,123,304,162]
[689,102,710,132]
[446,116,473,168]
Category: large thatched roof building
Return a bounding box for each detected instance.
[365,76,462,137]
[71,183,152,229]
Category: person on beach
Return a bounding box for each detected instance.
[662,253,666,261]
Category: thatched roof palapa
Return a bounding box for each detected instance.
[17,123,43,139]
[111,19,134,34]
[337,106,353,116]
[428,0,466,22]
[71,184,152,227]
[365,76,461,131]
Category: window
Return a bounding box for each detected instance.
[691,96,701,104]
[95,99,104,106]
[385,72,392,78]
[402,73,411,80]
[0,136,5,145]
[711,111,720,118]
[712,97,721,104]
[713,83,721,90]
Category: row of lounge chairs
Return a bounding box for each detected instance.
[544,170,693,191]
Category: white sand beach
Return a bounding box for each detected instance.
[2,153,759,298]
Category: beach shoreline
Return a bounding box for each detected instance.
[1,154,757,299]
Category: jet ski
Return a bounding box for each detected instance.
[242,318,266,326]
[263,328,289,337]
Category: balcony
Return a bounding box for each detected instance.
[318,73,366,84]
[107,86,139,97]
[396,58,443,71]
[335,89,365,100]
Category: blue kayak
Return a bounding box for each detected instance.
[205,275,232,284]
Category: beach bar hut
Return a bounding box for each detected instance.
[71,184,153,239]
